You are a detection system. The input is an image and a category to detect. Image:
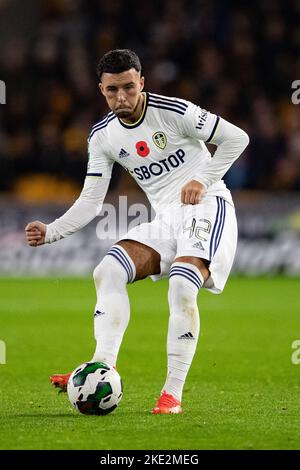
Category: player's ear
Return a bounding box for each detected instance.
[99,82,105,96]
[140,76,145,92]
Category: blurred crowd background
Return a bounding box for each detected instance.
[0,0,300,202]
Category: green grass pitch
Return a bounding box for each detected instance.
[0,276,299,450]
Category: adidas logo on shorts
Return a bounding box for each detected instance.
[192,241,205,250]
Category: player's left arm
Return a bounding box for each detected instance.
[180,103,249,204]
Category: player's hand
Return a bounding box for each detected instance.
[181,180,206,205]
[25,221,47,247]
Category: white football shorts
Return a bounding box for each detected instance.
[119,195,238,294]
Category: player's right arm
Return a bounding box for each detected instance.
[25,133,113,247]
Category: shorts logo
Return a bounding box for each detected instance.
[152,131,167,149]
[192,241,205,250]
[136,141,150,157]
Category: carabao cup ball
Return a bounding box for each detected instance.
[67,362,123,415]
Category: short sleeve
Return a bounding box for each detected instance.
[179,101,220,143]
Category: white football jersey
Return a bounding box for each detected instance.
[87,92,234,213]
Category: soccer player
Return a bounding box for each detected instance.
[25,49,249,414]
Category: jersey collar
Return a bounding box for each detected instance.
[118,92,148,129]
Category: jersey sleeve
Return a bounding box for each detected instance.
[45,132,114,243]
[87,131,114,178]
[178,101,221,143]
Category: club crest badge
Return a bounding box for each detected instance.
[152,131,167,150]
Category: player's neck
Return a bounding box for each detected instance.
[121,93,145,124]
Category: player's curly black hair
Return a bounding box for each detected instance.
[96,49,141,80]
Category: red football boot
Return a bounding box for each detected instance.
[152,391,182,414]
[50,373,71,392]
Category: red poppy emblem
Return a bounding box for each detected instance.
[136,141,150,157]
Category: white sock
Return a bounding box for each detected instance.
[163,262,203,402]
[91,245,136,366]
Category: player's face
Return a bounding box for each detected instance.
[99,69,144,120]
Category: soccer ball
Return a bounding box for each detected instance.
[67,361,123,415]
